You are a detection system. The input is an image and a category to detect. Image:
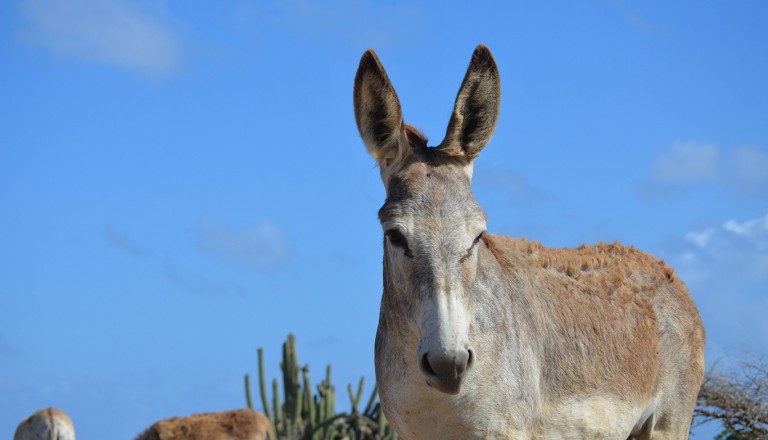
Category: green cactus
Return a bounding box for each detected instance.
[258,347,271,419]
[273,378,282,431]
[244,333,397,440]
[245,373,253,410]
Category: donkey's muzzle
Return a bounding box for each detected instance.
[420,349,474,395]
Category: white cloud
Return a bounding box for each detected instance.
[197,217,291,273]
[681,213,768,279]
[18,0,181,76]
[685,227,716,248]
[650,141,720,185]
[664,213,768,358]
[638,141,768,199]
[723,215,768,238]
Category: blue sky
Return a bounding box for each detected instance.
[1,0,767,438]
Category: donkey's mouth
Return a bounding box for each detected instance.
[424,376,462,395]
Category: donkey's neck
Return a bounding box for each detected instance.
[470,239,544,390]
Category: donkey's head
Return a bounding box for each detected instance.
[354,45,500,395]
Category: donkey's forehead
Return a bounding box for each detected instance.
[389,159,468,198]
[379,157,486,223]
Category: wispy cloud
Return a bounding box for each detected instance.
[638,141,768,199]
[641,141,719,192]
[197,217,291,273]
[662,213,768,356]
[105,227,152,258]
[18,0,182,76]
[477,169,549,205]
[608,0,660,34]
[238,0,425,47]
[723,215,768,238]
[723,145,768,197]
[162,263,244,296]
[675,213,768,283]
[685,227,716,248]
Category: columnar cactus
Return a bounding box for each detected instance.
[244,334,397,440]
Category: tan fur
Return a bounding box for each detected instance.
[15,408,75,440]
[355,45,705,440]
[135,409,270,440]
[485,235,705,403]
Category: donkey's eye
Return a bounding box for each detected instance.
[461,232,486,263]
[386,230,408,248]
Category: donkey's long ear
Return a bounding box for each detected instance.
[354,49,407,170]
[438,45,500,160]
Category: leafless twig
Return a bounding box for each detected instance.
[694,355,768,437]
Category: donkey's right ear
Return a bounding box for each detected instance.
[354,49,407,169]
[438,45,500,161]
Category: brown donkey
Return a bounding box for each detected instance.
[135,409,269,440]
[354,45,705,439]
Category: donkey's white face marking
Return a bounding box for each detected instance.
[379,160,487,394]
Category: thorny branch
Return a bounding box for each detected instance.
[694,355,768,437]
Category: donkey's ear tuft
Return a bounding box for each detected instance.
[354,49,406,168]
[438,44,500,160]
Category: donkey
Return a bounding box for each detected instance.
[354,45,705,439]
[135,409,270,440]
[15,408,76,440]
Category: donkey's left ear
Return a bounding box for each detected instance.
[438,45,500,160]
[353,49,407,170]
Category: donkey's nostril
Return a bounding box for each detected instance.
[467,349,475,370]
[421,353,437,377]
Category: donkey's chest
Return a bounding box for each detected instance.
[377,354,649,440]
[376,358,533,440]
[380,386,522,440]
[532,396,651,440]
[381,386,647,440]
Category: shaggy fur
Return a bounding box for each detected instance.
[14,408,76,440]
[135,409,269,440]
[354,45,705,440]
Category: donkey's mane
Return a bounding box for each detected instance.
[403,124,474,167]
[483,234,679,290]
[404,124,428,148]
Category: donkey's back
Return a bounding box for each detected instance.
[135,409,269,440]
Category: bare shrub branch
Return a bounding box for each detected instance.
[694,355,768,438]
